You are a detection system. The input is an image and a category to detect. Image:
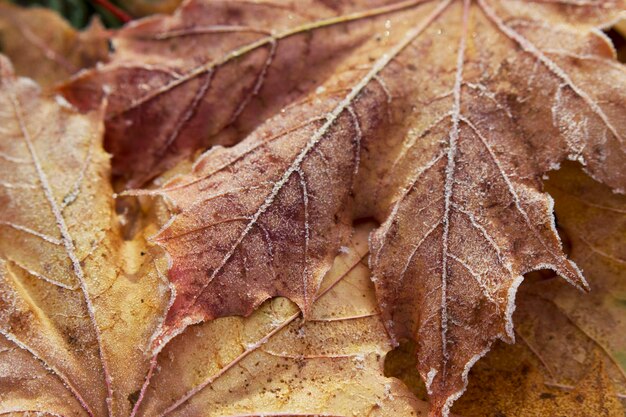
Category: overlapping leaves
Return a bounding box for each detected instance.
[67,0,626,414]
[0,55,427,415]
[1,0,626,416]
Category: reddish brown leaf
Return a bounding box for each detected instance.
[370,2,626,414]
[61,0,422,186]
[449,160,626,415]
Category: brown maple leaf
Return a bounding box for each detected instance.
[386,163,626,416]
[95,1,626,415]
[61,0,420,186]
[0,3,109,87]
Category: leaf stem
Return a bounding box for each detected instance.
[88,0,132,23]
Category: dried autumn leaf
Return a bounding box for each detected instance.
[131,224,430,416]
[120,1,626,415]
[61,0,416,186]
[545,163,626,386]
[511,162,626,400]
[0,3,108,87]
[0,56,169,416]
[455,343,625,417]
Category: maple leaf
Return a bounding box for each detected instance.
[512,162,626,400]
[0,56,169,416]
[89,1,626,415]
[0,3,109,87]
[456,342,625,416]
[60,0,415,186]
[387,163,626,415]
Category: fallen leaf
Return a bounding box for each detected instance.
[403,162,626,416]
[510,162,626,402]
[454,343,624,417]
[119,1,626,414]
[60,0,414,186]
[0,56,169,417]
[5,0,626,415]
[545,162,626,386]
[0,3,109,87]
